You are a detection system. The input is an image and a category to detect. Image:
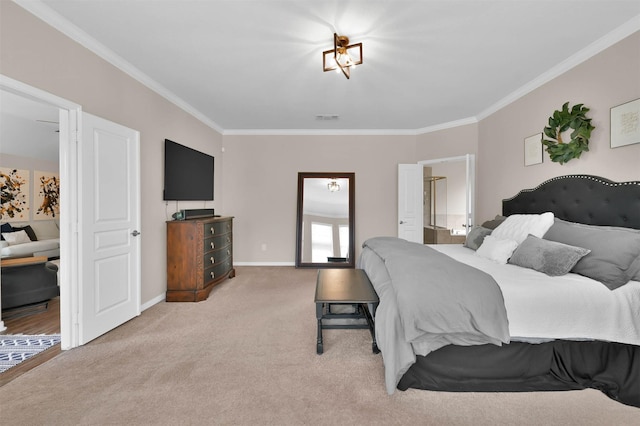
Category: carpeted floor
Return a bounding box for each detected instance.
[0,334,61,373]
[0,266,638,425]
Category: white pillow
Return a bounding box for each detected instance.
[2,230,31,245]
[491,212,554,245]
[475,235,519,264]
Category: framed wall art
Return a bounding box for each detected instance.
[0,167,30,221]
[524,133,543,166]
[610,98,640,148]
[34,170,60,220]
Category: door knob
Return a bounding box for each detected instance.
[131,230,141,236]
[399,221,405,224]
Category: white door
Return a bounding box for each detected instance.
[79,112,140,344]
[398,164,423,243]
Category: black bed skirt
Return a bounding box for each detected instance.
[397,340,640,408]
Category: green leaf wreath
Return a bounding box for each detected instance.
[541,102,595,164]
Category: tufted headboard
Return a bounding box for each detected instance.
[502,175,640,230]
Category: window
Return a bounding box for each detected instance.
[311,222,333,263]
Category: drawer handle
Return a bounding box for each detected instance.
[227,249,231,256]
[210,257,215,264]
[210,227,215,235]
[226,237,231,243]
[210,271,215,279]
[210,242,215,249]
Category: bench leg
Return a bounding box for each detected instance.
[316,302,323,355]
[367,302,380,354]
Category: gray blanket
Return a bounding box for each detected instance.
[361,237,510,393]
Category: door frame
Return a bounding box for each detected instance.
[418,154,476,231]
[1,75,81,349]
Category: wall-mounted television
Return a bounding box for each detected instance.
[163,139,214,201]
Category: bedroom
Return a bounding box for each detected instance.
[1,0,639,422]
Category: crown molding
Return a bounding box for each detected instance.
[14,0,225,134]
[476,15,640,121]
[414,117,479,135]
[14,1,639,136]
[222,128,418,136]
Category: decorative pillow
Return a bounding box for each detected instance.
[475,235,518,264]
[30,220,60,240]
[491,212,554,245]
[12,225,38,241]
[543,218,640,290]
[508,234,590,276]
[2,230,32,245]
[481,215,507,230]
[0,222,13,240]
[464,226,492,250]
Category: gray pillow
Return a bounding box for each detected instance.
[508,234,590,276]
[543,219,640,290]
[481,215,507,230]
[464,226,492,250]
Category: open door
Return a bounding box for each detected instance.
[79,112,141,344]
[398,164,423,243]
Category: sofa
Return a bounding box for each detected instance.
[1,220,60,259]
[1,256,59,310]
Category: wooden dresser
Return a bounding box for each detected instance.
[166,216,235,302]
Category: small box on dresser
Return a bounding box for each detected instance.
[166,216,235,302]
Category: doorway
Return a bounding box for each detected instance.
[1,75,141,350]
[398,154,475,243]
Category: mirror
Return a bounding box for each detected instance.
[295,172,355,268]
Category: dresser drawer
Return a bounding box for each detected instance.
[204,234,232,253]
[203,258,233,285]
[202,220,232,237]
[202,244,232,268]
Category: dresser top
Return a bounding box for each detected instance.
[167,215,233,224]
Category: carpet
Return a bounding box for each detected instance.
[0,334,61,373]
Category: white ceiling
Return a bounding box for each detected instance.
[5,1,640,141]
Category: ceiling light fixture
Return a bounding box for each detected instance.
[322,33,363,79]
[327,179,341,192]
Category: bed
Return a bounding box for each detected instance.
[358,175,640,407]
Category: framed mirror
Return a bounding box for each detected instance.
[295,172,355,268]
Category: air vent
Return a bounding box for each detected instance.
[315,114,339,121]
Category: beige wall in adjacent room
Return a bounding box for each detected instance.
[1,2,223,304]
[222,135,416,263]
[476,31,640,223]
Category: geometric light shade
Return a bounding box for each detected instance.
[322,33,363,79]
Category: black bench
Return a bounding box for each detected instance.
[314,268,379,355]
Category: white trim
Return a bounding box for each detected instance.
[13,1,639,136]
[414,117,479,135]
[477,16,640,121]
[1,74,82,350]
[234,262,296,267]
[141,293,165,311]
[13,0,224,135]
[222,128,418,136]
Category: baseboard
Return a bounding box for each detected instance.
[141,293,165,311]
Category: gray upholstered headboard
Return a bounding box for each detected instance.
[502,175,640,230]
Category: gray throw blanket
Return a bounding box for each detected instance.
[363,237,510,352]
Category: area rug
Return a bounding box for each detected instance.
[0,335,61,373]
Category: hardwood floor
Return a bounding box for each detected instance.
[1,297,61,386]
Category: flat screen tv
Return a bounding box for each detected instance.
[163,139,214,201]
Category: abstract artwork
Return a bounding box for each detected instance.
[0,167,30,221]
[34,170,60,220]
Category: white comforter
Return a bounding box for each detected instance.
[432,245,640,345]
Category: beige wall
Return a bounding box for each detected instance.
[1,2,223,304]
[222,135,416,263]
[3,2,639,302]
[476,31,640,222]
